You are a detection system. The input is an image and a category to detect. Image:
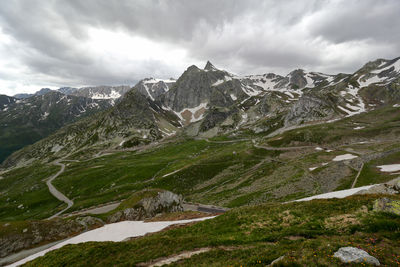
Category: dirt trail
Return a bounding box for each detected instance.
[253,143,314,151]
[143,248,211,267]
[351,163,364,188]
[47,160,74,219]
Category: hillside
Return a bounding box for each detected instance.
[20,194,400,266]
[0,92,113,163]
[3,57,400,168]
[0,57,400,266]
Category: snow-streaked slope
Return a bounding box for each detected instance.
[9,217,215,267]
[294,184,376,202]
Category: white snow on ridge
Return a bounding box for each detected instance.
[332,154,358,161]
[371,58,400,74]
[9,217,215,267]
[143,83,155,101]
[339,85,366,117]
[377,164,400,172]
[212,75,232,87]
[358,75,386,87]
[294,184,376,202]
[230,94,237,100]
[251,77,277,91]
[143,78,176,84]
[304,73,315,88]
[171,102,209,124]
[91,90,121,99]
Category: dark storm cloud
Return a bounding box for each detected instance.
[0,0,399,94]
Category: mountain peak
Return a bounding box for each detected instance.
[204,61,217,71]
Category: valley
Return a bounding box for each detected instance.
[1,57,400,266]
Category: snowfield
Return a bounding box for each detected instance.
[8,217,215,267]
[377,164,400,172]
[332,154,358,161]
[294,185,376,202]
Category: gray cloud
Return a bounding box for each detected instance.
[0,0,399,95]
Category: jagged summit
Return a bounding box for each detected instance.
[204,60,217,71]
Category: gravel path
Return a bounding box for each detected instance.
[47,160,73,219]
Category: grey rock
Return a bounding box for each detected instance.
[334,247,380,265]
[284,94,337,126]
[135,78,175,100]
[107,191,183,223]
[0,216,104,258]
[356,177,400,195]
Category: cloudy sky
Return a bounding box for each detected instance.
[0,0,399,96]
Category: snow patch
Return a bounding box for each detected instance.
[376,164,400,172]
[212,75,232,87]
[332,154,358,161]
[294,184,376,202]
[51,144,64,153]
[174,102,208,124]
[9,217,215,267]
[91,90,121,99]
[230,94,237,101]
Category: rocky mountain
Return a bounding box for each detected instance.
[0,92,113,163]
[13,85,132,101]
[65,85,131,100]
[14,88,54,99]
[2,57,400,167]
[135,78,176,101]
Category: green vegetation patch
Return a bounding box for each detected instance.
[0,164,62,221]
[24,194,400,266]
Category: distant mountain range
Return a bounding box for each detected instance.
[2,56,399,167]
[13,85,132,100]
[0,92,113,163]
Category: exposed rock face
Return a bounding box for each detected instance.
[4,57,400,167]
[334,247,380,265]
[0,92,113,165]
[357,177,400,195]
[68,85,131,99]
[373,198,400,215]
[288,69,308,89]
[0,216,103,258]
[107,191,183,223]
[160,63,235,112]
[135,78,175,101]
[284,94,336,126]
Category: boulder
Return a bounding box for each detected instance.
[356,177,400,195]
[373,198,400,215]
[334,247,380,265]
[107,190,183,223]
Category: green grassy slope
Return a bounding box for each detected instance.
[0,164,62,221]
[24,194,400,266]
[2,106,400,221]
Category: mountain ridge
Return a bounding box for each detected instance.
[2,56,400,168]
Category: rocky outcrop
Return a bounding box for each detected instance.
[334,247,380,265]
[356,177,400,195]
[107,191,183,223]
[284,94,337,126]
[0,216,104,258]
[373,198,400,216]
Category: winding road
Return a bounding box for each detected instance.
[47,160,74,219]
